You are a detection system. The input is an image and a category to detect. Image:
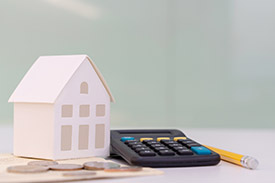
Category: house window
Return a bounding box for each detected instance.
[79,105,90,117]
[95,124,105,148]
[80,82,88,94]
[96,104,105,117]
[61,125,72,151]
[62,105,73,117]
[78,125,89,150]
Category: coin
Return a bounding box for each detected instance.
[83,161,121,170]
[7,165,49,173]
[28,160,58,167]
[63,170,97,177]
[104,166,143,172]
[49,164,83,171]
[83,162,104,170]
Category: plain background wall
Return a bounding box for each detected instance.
[1,0,275,128]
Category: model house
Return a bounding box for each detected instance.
[8,55,115,160]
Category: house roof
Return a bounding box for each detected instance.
[8,55,115,103]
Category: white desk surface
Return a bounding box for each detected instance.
[0,125,274,183]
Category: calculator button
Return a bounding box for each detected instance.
[160,140,176,145]
[153,146,169,152]
[178,139,194,144]
[172,146,188,151]
[174,137,187,141]
[142,140,154,144]
[177,149,194,155]
[121,137,135,142]
[167,143,182,148]
[150,144,165,148]
[127,142,142,146]
[157,137,170,142]
[124,140,138,144]
[191,146,211,155]
[185,143,201,148]
[140,138,153,142]
[135,147,151,152]
[131,144,147,149]
[145,141,160,146]
[158,150,175,156]
[139,150,156,156]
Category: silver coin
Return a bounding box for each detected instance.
[28,160,58,167]
[63,170,97,177]
[84,161,121,170]
[7,165,49,173]
[49,164,83,171]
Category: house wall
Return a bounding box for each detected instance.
[53,58,110,160]
[13,103,54,159]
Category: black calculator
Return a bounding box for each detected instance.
[110,129,220,167]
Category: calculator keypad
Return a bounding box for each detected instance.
[122,136,210,157]
[113,130,220,168]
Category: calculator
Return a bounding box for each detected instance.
[110,129,220,167]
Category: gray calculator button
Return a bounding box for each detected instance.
[139,150,156,156]
[158,150,175,156]
[177,149,194,155]
[131,144,147,149]
[135,147,151,152]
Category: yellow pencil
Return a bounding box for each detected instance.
[205,145,259,170]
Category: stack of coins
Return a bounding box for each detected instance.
[6,160,142,176]
[7,160,58,174]
[6,160,84,174]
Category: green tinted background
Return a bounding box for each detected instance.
[1,0,275,128]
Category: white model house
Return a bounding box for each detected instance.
[8,55,115,160]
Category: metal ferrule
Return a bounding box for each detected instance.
[241,156,259,170]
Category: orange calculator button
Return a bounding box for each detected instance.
[140,138,153,142]
[157,137,170,142]
[174,137,187,141]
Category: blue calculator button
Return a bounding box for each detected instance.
[121,137,135,142]
[191,146,211,155]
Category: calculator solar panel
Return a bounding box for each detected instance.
[110,129,220,167]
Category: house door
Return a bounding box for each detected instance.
[95,124,105,148]
[61,125,72,151]
[78,125,89,150]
